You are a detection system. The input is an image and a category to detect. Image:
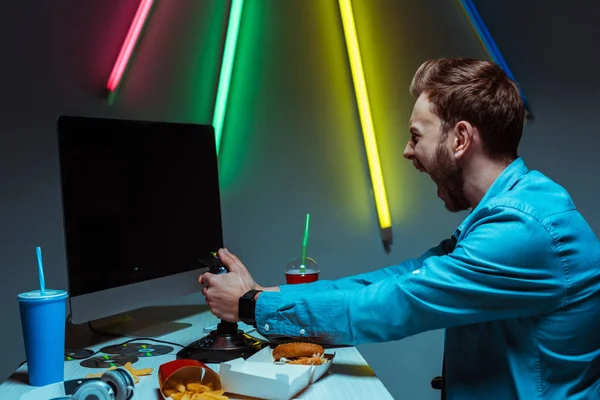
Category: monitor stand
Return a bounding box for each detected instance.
[176,320,268,363]
[89,314,193,338]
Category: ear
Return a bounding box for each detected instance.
[452,121,474,159]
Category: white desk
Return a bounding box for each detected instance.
[0,305,393,399]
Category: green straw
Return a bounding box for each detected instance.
[300,213,310,272]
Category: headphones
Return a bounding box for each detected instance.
[49,367,135,400]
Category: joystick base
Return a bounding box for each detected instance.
[176,321,268,363]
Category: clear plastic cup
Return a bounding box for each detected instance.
[18,289,68,386]
[285,257,319,284]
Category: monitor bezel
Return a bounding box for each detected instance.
[56,115,222,325]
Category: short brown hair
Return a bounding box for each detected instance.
[410,58,525,160]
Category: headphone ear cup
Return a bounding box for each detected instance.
[70,380,114,400]
[101,368,135,400]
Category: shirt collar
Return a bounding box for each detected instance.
[453,157,529,239]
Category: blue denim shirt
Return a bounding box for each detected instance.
[255,157,600,399]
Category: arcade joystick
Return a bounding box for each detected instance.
[176,252,268,363]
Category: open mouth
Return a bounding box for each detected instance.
[413,161,427,173]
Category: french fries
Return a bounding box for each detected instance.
[163,379,228,400]
[84,361,153,384]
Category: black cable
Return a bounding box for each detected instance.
[63,337,184,360]
[17,336,185,365]
[54,321,186,360]
[63,334,185,360]
[85,321,184,348]
[17,316,187,365]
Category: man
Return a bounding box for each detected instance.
[200,58,600,399]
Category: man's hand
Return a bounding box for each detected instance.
[199,248,260,322]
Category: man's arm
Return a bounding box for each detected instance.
[255,207,566,344]
[273,238,455,294]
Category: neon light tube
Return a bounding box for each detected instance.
[338,0,393,248]
[212,0,245,154]
[106,0,154,92]
[458,0,533,122]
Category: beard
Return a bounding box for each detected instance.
[428,139,470,212]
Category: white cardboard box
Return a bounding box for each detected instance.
[218,347,335,399]
[219,357,311,400]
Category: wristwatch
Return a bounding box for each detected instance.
[238,289,262,326]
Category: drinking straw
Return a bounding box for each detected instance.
[36,246,46,295]
[300,213,310,273]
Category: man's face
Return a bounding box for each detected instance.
[404,93,470,212]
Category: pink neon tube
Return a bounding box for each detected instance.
[106,0,154,91]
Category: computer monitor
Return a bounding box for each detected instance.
[56,116,223,331]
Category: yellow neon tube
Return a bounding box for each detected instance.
[338,0,392,246]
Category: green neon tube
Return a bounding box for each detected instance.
[212,0,245,154]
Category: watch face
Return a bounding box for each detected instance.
[239,291,256,323]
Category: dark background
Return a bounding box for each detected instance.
[1,1,598,398]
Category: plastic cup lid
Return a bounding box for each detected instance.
[18,289,68,302]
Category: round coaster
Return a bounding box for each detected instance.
[80,355,138,369]
[65,348,95,361]
[100,342,153,355]
[120,344,173,357]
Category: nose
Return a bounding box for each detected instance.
[403,141,414,160]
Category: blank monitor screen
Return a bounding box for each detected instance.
[57,116,223,312]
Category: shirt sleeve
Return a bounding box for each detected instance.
[278,238,454,294]
[255,207,566,345]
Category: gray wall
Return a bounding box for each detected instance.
[1,1,598,399]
